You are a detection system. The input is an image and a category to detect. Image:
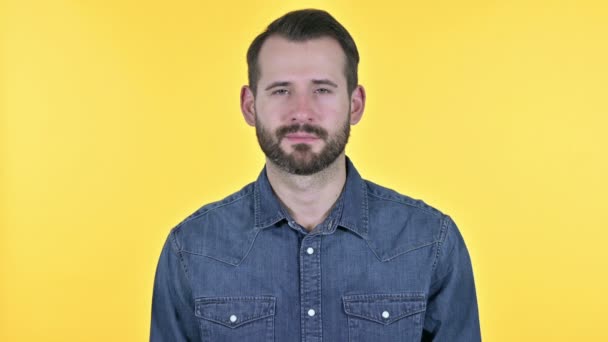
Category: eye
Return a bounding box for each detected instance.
[271,89,289,95]
[315,88,332,94]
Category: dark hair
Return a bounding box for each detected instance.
[246,9,359,96]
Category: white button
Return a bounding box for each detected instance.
[229,315,237,323]
[306,247,314,255]
[382,311,390,319]
[308,309,316,317]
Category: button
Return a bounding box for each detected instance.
[308,309,316,317]
[382,311,390,319]
[229,315,237,323]
[306,247,314,255]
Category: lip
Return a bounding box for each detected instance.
[284,133,319,143]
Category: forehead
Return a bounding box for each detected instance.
[257,35,346,85]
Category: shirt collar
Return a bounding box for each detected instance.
[253,156,369,239]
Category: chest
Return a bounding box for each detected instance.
[184,228,437,342]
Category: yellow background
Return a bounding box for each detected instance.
[2,0,607,340]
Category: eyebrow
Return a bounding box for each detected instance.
[264,81,291,91]
[264,79,339,91]
[312,79,338,88]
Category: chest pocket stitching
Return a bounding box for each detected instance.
[195,296,276,329]
[342,293,426,325]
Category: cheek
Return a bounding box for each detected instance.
[256,117,278,135]
[318,94,350,113]
[318,101,349,124]
[257,100,292,123]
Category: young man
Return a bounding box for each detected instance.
[151,9,481,342]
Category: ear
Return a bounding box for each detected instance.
[240,85,256,127]
[349,85,366,125]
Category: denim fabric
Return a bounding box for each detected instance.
[150,157,481,341]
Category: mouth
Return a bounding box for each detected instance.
[284,133,319,143]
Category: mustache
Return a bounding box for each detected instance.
[276,124,329,141]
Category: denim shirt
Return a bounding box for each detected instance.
[150,158,481,341]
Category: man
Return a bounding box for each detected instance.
[150,9,481,342]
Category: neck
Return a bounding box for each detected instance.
[266,154,347,232]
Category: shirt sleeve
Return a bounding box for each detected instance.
[422,215,481,341]
[150,229,200,342]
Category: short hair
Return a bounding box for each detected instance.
[246,9,360,96]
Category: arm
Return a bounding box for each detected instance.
[150,230,200,342]
[422,216,481,341]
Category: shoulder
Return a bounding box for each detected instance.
[177,182,256,229]
[365,179,446,217]
[362,179,454,262]
[167,182,258,266]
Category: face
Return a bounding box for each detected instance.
[241,35,365,175]
[255,110,351,175]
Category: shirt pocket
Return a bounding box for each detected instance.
[194,296,275,342]
[342,293,426,342]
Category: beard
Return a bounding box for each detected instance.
[255,115,351,176]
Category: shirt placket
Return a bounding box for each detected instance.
[299,229,323,342]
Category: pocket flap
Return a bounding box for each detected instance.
[195,296,276,328]
[342,293,426,325]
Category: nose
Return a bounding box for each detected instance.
[289,93,316,123]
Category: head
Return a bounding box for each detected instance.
[240,9,366,175]
[246,9,360,97]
